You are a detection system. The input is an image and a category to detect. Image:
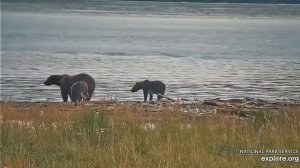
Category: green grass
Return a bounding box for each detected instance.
[1,109,299,168]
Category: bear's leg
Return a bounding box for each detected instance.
[149,91,153,101]
[87,79,95,101]
[80,93,85,102]
[86,95,91,101]
[75,100,79,106]
[84,90,89,101]
[143,89,148,101]
[157,95,163,100]
[158,89,165,100]
[87,87,94,101]
[61,88,69,102]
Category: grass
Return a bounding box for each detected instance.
[1,102,300,167]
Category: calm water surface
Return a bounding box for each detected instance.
[1,1,300,101]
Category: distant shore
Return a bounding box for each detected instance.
[3,0,299,5]
[122,0,300,4]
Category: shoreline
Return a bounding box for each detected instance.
[1,97,299,123]
[1,97,300,105]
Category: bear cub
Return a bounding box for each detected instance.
[131,80,166,101]
[71,81,89,105]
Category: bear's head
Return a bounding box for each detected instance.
[131,81,144,92]
[44,75,62,86]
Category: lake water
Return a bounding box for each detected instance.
[1,1,300,102]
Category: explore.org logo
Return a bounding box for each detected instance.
[238,149,299,163]
[261,156,299,163]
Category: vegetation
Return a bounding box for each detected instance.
[1,102,299,167]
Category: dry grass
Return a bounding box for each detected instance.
[1,101,300,168]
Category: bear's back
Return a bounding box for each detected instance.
[69,73,94,84]
[145,80,166,93]
[61,73,94,89]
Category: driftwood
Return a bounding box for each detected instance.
[155,93,197,102]
[156,93,176,101]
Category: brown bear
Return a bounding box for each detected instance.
[131,80,166,101]
[70,80,89,105]
[44,73,95,102]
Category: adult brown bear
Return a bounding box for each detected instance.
[44,73,95,102]
[131,80,166,101]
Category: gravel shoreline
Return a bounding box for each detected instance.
[1,98,299,123]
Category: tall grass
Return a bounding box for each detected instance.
[1,106,299,168]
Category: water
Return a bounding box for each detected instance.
[1,1,300,102]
